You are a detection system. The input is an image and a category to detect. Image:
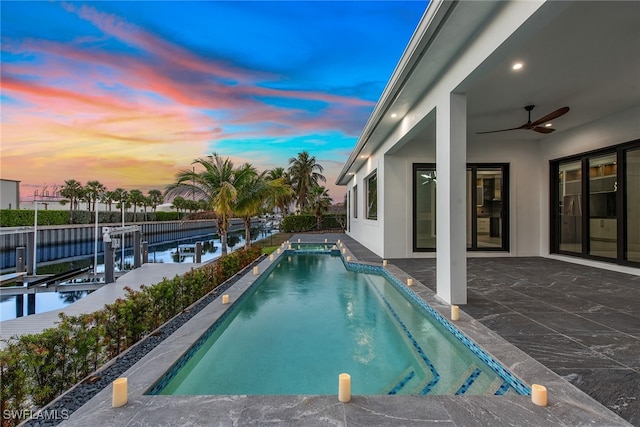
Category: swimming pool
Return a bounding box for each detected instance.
[149,250,529,396]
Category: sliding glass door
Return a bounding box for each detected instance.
[558,160,583,253]
[588,154,617,259]
[551,140,640,266]
[413,164,509,252]
[414,166,437,250]
[627,148,640,262]
[474,167,507,250]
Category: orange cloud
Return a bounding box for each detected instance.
[1,2,373,201]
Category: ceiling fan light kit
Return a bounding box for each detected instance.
[478,105,570,134]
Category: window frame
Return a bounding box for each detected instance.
[412,163,510,252]
[550,138,640,266]
[352,185,358,219]
[365,170,378,220]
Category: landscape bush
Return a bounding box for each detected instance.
[280,214,345,232]
[0,245,261,426]
[0,210,183,227]
[280,215,316,232]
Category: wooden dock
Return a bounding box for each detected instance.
[0,263,201,346]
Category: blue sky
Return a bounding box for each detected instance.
[1,1,427,201]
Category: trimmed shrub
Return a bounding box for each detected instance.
[0,209,69,227]
[322,214,346,230]
[0,209,184,227]
[281,215,316,232]
[280,214,346,232]
[0,246,262,426]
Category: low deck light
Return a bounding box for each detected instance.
[338,373,351,402]
[532,384,547,406]
[451,305,460,321]
[112,378,128,407]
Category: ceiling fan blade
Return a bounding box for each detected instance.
[532,126,555,134]
[476,124,528,134]
[530,106,570,127]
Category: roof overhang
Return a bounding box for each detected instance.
[337,0,640,185]
[337,0,503,185]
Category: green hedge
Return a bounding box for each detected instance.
[281,215,316,232]
[280,214,346,232]
[0,210,183,227]
[322,214,346,230]
[0,210,69,227]
[0,246,262,426]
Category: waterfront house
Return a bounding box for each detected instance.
[336,0,640,304]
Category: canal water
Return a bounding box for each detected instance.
[0,229,276,322]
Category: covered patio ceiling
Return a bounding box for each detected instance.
[465,0,639,142]
[337,0,640,183]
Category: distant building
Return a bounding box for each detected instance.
[0,179,20,209]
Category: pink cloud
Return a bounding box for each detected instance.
[1,2,371,199]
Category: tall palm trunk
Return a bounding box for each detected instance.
[243,216,251,249]
[218,217,228,255]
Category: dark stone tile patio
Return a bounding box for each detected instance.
[336,234,640,426]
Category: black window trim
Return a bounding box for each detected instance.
[412,162,510,252]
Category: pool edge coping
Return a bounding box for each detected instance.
[58,239,632,426]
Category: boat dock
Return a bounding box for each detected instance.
[0,263,202,346]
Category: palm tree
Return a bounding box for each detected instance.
[307,185,333,230]
[230,163,259,247]
[112,188,129,222]
[235,165,292,248]
[80,189,91,211]
[128,189,145,219]
[166,153,238,255]
[148,189,164,212]
[60,179,83,224]
[266,167,294,216]
[171,196,187,215]
[141,195,151,221]
[102,191,115,211]
[288,151,326,212]
[84,180,106,212]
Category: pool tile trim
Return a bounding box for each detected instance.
[341,256,531,396]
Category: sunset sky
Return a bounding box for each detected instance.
[1,1,426,202]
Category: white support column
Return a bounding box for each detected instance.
[435,93,467,304]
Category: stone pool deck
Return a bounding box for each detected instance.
[58,234,633,426]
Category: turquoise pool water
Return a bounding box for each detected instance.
[150,252,528,396]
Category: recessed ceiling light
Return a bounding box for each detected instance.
[348,172,355,175]
[359,155,368,159]
[512,62,523,71]
[544,123,552,127]
[390,113,397,118]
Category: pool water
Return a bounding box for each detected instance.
[151,252,528,396]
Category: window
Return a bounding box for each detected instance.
[414,165,436,250]
[352,185,358,218]
[551,139,640,266]
[347,191,351,231]
[627,148,640,262]
[366,171,377,220]
[472,166,508,250]
[413,163,509,252]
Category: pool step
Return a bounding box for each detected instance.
[385,367,416,395]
